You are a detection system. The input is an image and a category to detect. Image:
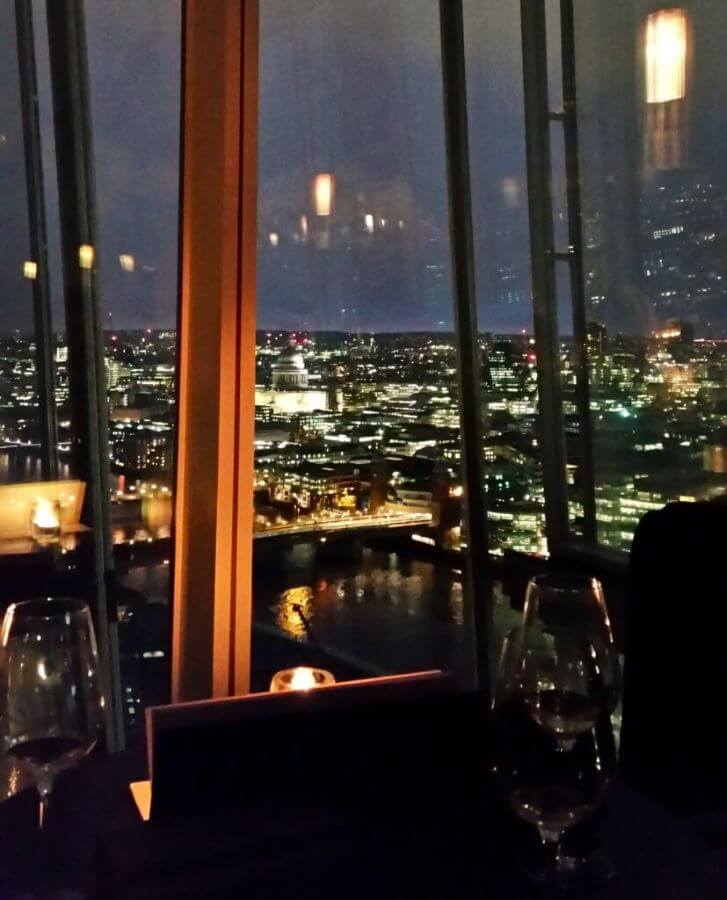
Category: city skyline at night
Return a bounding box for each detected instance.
[1,0,727,737]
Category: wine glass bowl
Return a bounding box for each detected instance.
[523,574,620,712]
[491,624,617,887]
[522,644,601,751]
[0,598,105,821]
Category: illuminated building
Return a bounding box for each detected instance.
[106,358,130,390]
[271,343,309,389]
[255,342,333,415]
[110,425,174,473]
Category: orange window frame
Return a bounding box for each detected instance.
[172,0,259,701]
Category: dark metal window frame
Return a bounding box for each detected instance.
[519,0,621,570]
[439,0,494,702]
[440,0,627,696]
[43,0,124,750]
[15,0,58,483]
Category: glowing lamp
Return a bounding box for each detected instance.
[645,9,687,104]
[364,213,374,234]
[23,261,37,280]
[313,173,334,216]
[119,254,135,272]
[79,244,95,270]
[269,666,335,693]
[501,176,520,209]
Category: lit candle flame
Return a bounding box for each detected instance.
[269,665,335,692]
[32,498,60,530]
[289,666,317,691]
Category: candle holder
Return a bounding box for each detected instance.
[30,498,62,545]
[269,666,335,693]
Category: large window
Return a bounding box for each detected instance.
[0,2,57,488]
[465,1,546,558]
[2,0,725,728]
[253,0,474,687]
[84,0,181,736]
[0,1,181,743]
[572,1,727,550]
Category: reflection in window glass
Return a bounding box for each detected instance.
[465,1,547,558]
[85,0,181,736]
[0,3,49,486]
[254,0,472,688]
[574,1,727,551]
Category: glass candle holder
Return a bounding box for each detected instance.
[30,498,62,545]
[269,666,335,693]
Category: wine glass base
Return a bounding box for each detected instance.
[577,848,616,884]
[523,848,615,894]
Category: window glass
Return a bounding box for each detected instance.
[464,1,547,559]
[255,0,474,688]
[0,3,53,487]
[85,0,181,736]
[574,1,727,551]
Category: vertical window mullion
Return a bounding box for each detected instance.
[520,0,570,552]
[439,0,493,702]
[15,0,58,483]
[559,0,597,544]
[45,0,124,751]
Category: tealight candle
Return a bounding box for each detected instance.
[269,666,335,693]
[30,498,62,545]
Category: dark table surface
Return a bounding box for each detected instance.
[0,748,724,900]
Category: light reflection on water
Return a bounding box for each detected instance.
[0,453,71,484]
[255,540,467,676]
[274,585,315,638]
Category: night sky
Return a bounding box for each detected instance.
[0,0,726,336]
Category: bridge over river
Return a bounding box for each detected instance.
[253,511,433,542]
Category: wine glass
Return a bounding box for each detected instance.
[523,574,620,712]
[0,598,105,826]
[516,639,601,752]
[491,627,617,887]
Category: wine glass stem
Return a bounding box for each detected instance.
[38,779,52,830]
[540,830,565,884]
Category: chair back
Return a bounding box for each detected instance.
[621,500,727,813]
